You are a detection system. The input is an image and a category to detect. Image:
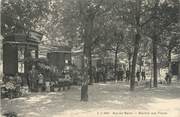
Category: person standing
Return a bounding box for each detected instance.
[96,67,101,83]
[28,65,38,92]
[38,73,44,92]
[126,69,130,81]
[165,72,169,84]
[141,70,146,80]
[102,65,107,83]
[119,68,124,81]
[168,72,172,84]
[165,72,172,84]
[117,67,120,81]
[92,66,96,83]
[136,71,140,81]
[15,73,22,97]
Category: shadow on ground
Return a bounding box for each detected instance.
[1,81,180,117]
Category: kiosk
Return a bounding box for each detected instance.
[3,31,43,79]
[47,46,71,73]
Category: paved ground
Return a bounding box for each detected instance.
[1,81,180,117]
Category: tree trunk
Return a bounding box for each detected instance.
[0,36,3,81]
[130,0,142,91]
[130,33,141,91]
[152,36,158,87]
[152,0,160,88]
[139,56,143,72]
[81,16,94,101]
[88,49,93,84]
[81,44,90,101]
[178,62,180,81]
[128,52,132,81]
[128,52,132,71]
[168,48,172,84]
[114,44,118,81]
[168,49,172,73]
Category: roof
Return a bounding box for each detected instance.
[39,44,72,57]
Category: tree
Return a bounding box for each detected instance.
[160,23,180,76]
[113,0,155,90]
[142,0,179,87]
[103,26,125,81]
[62,0,114,101]
[1,0,51,36]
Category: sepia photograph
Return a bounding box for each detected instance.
[0,0,180,117]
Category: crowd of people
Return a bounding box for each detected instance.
[91,65,147,83]
[136,70,146,81]
[91,65,173,85]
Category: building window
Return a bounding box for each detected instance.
[18,47,25,73]
[31,50,36,59]
[18,62,24,73]
[65,60,68,64]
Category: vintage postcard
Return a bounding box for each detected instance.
[1,0,180,117]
